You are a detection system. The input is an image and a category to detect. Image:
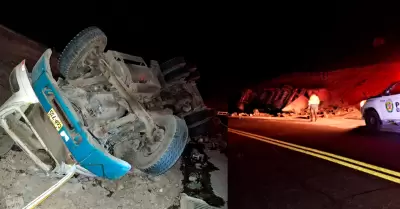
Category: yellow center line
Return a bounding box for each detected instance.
[228,128,400,178]
[228,128,400,184]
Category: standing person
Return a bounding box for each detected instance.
[308,92,320,122]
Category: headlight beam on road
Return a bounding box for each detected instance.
[229,128,400,185]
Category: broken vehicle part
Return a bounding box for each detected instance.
[31,49,131,179]
[0,60,54,172]
[22,164,77,209]
[0,59,93,177]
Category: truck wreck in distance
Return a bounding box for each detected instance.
[236,83,363,119]
[237,85,310,114]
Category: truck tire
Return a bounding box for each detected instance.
[132,114,189,176]
[364,109,382,131]
[184,109,215,127]
[184,109,215,138]
[59,27,107,80]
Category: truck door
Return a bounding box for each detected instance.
[382,82,400,121]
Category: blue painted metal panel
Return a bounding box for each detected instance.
[31,50,131,179]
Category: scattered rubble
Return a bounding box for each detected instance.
[238,113,249,117]
[0,149,183,209]
[322,105,362,119]
[277,112,295,117]
[175,116,227,208]
[280,105,362,120]
[231,111,273,118]
[0,128,14,156]
[180,142,225,208]
[235,82,366,121]
[0,115,228,209]
[193,135,227,155]
[232,89,363,121]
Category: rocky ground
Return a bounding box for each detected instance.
[0,145,183,209]
[0,73,227,209]
[0,78,227,209]
[0,123,227,209]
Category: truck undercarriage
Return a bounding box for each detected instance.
[0,26,213,180]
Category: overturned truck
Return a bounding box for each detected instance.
[0,27,212,180]
[237,85,309,113]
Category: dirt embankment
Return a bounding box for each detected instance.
[0,25,59,104]
[0,25,59,71]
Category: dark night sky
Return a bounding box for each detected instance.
[3,3,400,108]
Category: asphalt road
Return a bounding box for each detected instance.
[229,118,400,172]
[228,118,400,209]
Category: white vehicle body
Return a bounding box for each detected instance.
[361,81,400,130]
[0,60,52,171]
[0,59,93,176]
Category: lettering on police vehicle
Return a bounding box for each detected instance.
[47,108,63,131]
[386,99,394,113]
[396,102,400,112]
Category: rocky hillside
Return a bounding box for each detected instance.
[259,61,400,106]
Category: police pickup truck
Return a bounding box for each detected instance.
[361,81,400,131]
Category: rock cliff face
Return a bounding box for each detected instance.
[0,24,60,104]
[238,61,400,113]
[234,59,400,118]
[262,62,400,106]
